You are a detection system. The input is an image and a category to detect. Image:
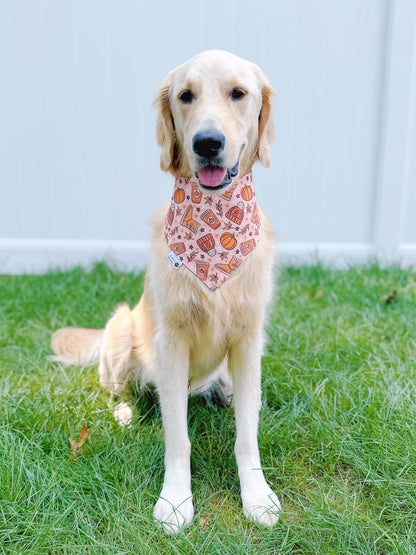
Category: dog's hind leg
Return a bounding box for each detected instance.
[98,304,135,398]
[190,361,233,406]
[98,304,143,426]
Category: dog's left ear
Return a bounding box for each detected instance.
[255,69,276,168]
[154,80,177,172]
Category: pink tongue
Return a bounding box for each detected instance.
[197,167,227,187]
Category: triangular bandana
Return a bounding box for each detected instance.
[164,172,262,290]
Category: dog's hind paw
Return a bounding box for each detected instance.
[153,492,194,534]
[242,489,281,527]
[113,402,133,427]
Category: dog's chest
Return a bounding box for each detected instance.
[167,295,256,372]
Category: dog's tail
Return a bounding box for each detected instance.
[50,327,104,366]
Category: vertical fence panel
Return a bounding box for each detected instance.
[373,0,416,261]
[0,0,415,272]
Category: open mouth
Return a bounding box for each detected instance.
[195,162,239,191]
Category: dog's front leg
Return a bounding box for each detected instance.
[153,334,193,534]
[229,336,281,526]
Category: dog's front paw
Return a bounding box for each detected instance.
[242,486,281,527]
[153,490,194,534]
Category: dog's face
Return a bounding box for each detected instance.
[155,50,275,192]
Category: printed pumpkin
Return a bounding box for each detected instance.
[241,184,253,201]
[220,232,237,250]
[174,188,185,204]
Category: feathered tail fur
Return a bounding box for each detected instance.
[50,327,104,367]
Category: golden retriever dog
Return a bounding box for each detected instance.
[51,50,280,533]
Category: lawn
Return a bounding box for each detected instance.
[1,263,416,554]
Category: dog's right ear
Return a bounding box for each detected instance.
[154,81,177,173]
[251,64,276,168]
[257,79,275,169]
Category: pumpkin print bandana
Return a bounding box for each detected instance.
[164,172,262,291]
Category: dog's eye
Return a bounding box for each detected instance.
[230,88,246,101]
[179,90,195,104]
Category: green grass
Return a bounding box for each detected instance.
[1,263,416,554]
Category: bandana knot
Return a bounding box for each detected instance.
[164,172,261,290]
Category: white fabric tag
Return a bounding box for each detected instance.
[166,251,183,269]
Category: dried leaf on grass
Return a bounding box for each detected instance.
[381,290,397,304]
[69,425,89,461]
[303,289,324,301]
[199,517,209,531]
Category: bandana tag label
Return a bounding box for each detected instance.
[166,251,183,269]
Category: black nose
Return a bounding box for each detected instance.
[192,131,225,158]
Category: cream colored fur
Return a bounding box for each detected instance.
[51,50,280,533]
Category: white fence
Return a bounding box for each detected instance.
[1,0,415,273]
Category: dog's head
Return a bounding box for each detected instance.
[155,50,275,192]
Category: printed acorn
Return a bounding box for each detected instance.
[220,232,237,250]
[174,188,185,204]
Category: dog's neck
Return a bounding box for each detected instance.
[164,172,262,290]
